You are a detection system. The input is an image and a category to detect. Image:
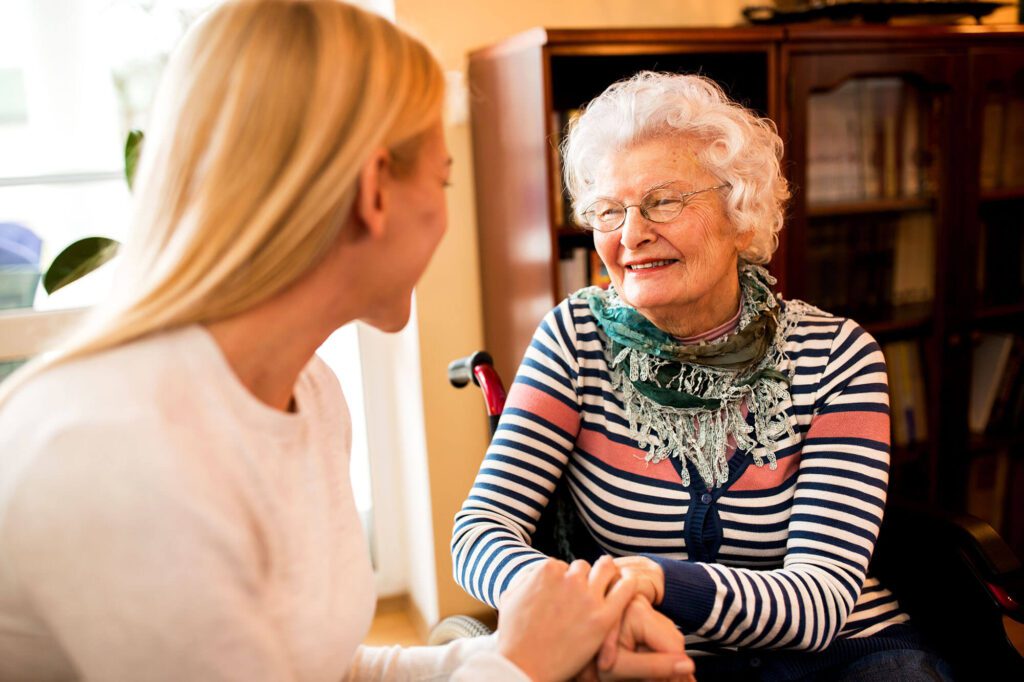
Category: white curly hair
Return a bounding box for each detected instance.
[561,71,789,264]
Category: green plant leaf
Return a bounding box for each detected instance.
[43,237,121,295]
[125,129,144,190]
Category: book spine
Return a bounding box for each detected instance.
[989,336,1024,434]
[549,111,565,227]
[980,95,1005,191]
[589,249,610,288]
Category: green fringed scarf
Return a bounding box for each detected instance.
[578,263,818,489]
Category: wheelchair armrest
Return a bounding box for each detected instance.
[883,501,1021,580]
[944,512,1021,580]
[879,501,1024,619]
[871,501,1024,677]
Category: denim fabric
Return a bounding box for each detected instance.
[692,636,955,682]
[827,649,955,682]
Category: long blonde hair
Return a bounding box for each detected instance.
[0,0,444,404]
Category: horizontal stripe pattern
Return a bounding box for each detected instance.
[451,298,909,651]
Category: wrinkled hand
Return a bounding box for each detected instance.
[612,556,665,606]
[497,556,636,682]
[576,595,695,682]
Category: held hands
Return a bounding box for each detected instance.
[496,556,637,682]
[612,556,666,606]
[497,556,693,682]
[583,596,696,682]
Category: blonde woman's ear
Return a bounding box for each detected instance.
[353,148,390,240]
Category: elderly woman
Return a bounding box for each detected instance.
[452,72,953,680]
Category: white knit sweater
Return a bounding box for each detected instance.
[0,325,523,681]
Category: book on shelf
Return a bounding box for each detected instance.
[980,91,1024,190]
[806,78,930,206]
[558,247,611,296]
[988,336,1024,435]
[969,333,1016,434]
[1004,458,1024,558]
[549,111,565,226]
[856,80,877,200]
[558,246,589,298]
[979,218,1024,306]
[1001,94,1024,188]
[589,250,611,288]
[884,339,929,447]
[976,222,987,295]
[885,341,909,446]
[891,211,935,307]
[899,83,923,198]
[876,79,901,199]
[805,221,848,314]
[805,207,935,319]
[805,215,898,317]
[967,450,1010,533]
[980,93,1006,191]
[1007,366,1024,436]
[549,109,581,227]
[808,81,860,203]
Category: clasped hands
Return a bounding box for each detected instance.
[497,555,691,682]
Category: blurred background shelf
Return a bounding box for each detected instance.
[806,197,935,217]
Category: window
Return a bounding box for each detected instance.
[0,1,214,313]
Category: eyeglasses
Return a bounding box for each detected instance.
[577,184,730,233]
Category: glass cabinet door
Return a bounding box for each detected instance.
[966,49,1024,556]
[973,52,1024,315]
[786,51,959,505]
[803,77,938,327]
[788,55,955,332]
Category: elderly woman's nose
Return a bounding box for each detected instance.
[620,207,657,248]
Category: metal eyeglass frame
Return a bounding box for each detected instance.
[578,183,731,233]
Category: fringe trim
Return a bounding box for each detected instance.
[604,290,829,489]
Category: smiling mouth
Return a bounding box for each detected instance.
[627,259,678,271]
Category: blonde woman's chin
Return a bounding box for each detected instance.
[358,295,413,334]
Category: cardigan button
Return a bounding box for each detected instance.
[700,493,712,504]
[750,657,762,668]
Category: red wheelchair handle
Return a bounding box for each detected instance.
[448,351,507,420]
[472,364,507,417]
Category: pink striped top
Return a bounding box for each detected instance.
[675,300,743,344]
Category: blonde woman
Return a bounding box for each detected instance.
[0,2,695,681]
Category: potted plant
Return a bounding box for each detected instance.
[41,129,143,295]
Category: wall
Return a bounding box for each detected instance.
[394,0,752,622]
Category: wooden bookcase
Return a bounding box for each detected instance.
[467,25,1024,541]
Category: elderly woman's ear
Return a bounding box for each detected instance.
[734,224,755,254]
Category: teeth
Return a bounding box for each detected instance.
[629,260,674,270]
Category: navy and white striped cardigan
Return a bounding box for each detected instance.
[451,296,911,657]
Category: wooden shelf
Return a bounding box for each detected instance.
[973,301,1024,324]
[969,432,1024,454]
[806,196,934,218]
[980,187,1024,202]
[855,303,934,338]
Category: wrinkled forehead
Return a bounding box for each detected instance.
[583,134,716,200]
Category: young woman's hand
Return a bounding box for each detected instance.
[612,556,665,605]
[496,556,636,682]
